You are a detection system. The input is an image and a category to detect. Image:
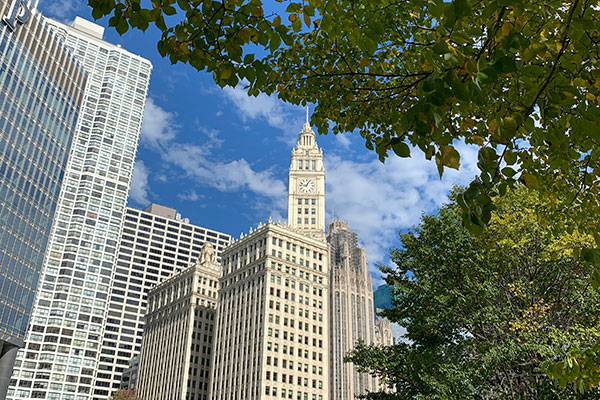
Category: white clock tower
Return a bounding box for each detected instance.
[288,110,326,238]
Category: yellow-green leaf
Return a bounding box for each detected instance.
[440,145,460,170]
[520,173,539,189]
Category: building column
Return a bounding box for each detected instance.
[0,342,19,399]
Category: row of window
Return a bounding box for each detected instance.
[265,326,324,348]
[297,207,317,215]
[266,372,324,390]
[270,263,325,283]
[265,387,323,400]
[265,357,324,373]
[297,159,317,170]
[271,236,323,259]
[296,217,316,226]
[125,210,229,240]
[266,341,324,360]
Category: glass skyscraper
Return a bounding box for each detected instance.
[8,16,151,400]
[0,0,86,397]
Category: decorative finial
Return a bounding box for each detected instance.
[306,106,309,124]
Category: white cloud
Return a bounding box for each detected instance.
[162,143,287,212]
[200,126,224,149]
[140,98,178,149]
[335,134,352,150]
[40,0,83,21]
[326,143,479,287]
[129,161,151,206]
[221,85,304,145]
[177,190,202,202]
[137,98,287,215]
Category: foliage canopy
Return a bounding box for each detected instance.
[88,0,600,385]
[90,0,600,237]
[346,187,600,398]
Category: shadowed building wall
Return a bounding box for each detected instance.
[327,220,378,400]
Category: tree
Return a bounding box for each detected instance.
[109,389,142,400]
[346,187,600,399]
[90,0,600,237]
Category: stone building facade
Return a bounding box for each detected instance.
[136,243,221,400]
[374,315,393,347]
[211,222,329,400]
[327,220,378,400]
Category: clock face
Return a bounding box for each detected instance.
[299,178,315,193]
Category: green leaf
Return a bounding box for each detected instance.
[269,34,281,52]
[453,81,469,101]
[115,18,129,35]
[359,36,377,54]
[498,182,507,196]
[453,0,471,18]
[163,5,177,15]
[504,150,517,165]
[501,167,516,177]
[591,267,600,289]
[391,141,410,157]
[519,173,539,189]
[582,248,600,265]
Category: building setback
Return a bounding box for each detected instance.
[137,242,221,400]
[211,120,329,400]
[8,16,151,400]
[95,204,230,395]
[327,220,378,400]
[0,0,86,396]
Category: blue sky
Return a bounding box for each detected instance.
[40,0,480,287]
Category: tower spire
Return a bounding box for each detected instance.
[301,106,314,139]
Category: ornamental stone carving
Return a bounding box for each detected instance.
[198,242,216,264]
